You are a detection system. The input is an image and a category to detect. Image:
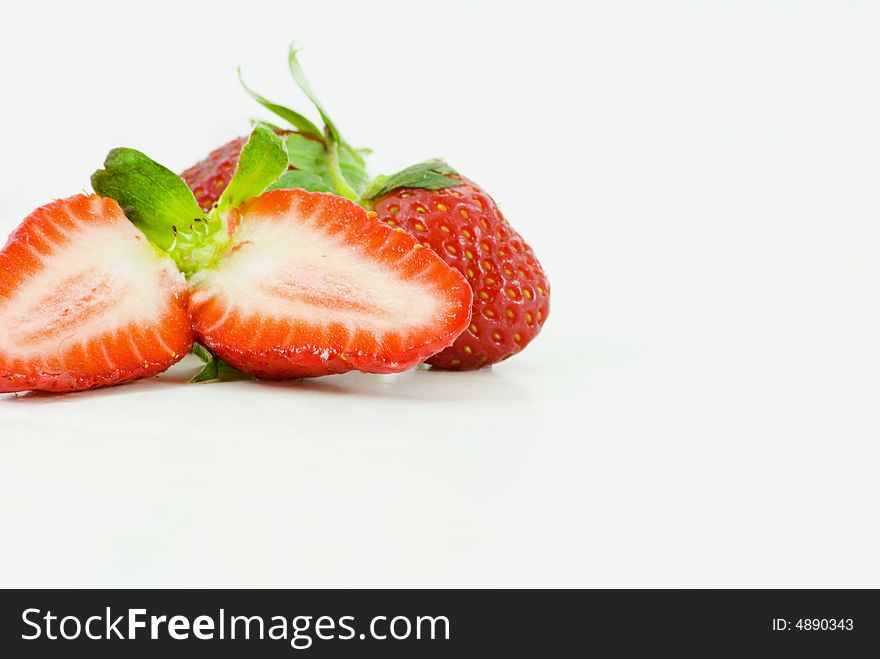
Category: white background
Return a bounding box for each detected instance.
[1,0,879,587]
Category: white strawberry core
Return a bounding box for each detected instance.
[190,212,441,334]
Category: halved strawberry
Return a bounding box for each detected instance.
[0,194,193,393]
[187,188,473,378]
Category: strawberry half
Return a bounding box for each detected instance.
[0,194,192,393]
[188,189,472,378]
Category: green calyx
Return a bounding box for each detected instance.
[91,44,466,275]
[190,343,253,383]
[91,124,288,275]
[239,45,460,207]
[239,45,366,202]
[90,147,212,257]
[361,161,461,202]
[92,128,287,385]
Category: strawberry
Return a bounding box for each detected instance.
[368,172,549,369]
[0,194,193,393]
[188,188,472,378]
[92,126,472,381]
[178,47,549,370]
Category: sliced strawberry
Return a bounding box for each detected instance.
[187,188,473,378]
[0,194,193,393]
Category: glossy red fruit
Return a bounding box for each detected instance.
[372,177,549,369]
[187,188,473,379]
[0,194,193,393]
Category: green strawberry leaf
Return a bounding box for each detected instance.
[346,145,371,166]
[287,45,341,144]
[190,343,219,382]
[239,46,371,202]
[249,118,286,132]
[267,170,332,193]
[284,133,328,173]
[282,134,366,194]
[339,144,371,195]
[238,68,324,139]
[190,343,252,383]
[362,161,461,201]
[218,125,289,212]
[286,45,365,201]
[91,148,207,252]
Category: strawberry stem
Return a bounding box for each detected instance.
[238,68,324,140]
[324,129,360,202]
[287,46,342,145]
[238,47,371,202]
[285,46,362,201]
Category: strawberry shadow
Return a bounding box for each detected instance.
[0,375,189,404]
[249,366,531,403]
[1,363,531,404]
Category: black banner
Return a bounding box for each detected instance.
[0,589,877,656]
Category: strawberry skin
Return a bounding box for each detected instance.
[188,188,473,378]
[372,177,549,370]
[0,194,193,393]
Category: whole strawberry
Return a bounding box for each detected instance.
[366,169,549,369]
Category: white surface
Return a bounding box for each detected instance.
[1,0,879,587]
